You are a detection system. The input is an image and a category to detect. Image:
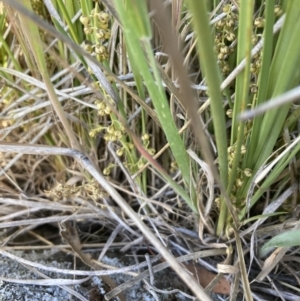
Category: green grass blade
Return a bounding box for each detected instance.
[113,0,192,193]
[241,212,287,226]
[236,2,300,205]
[239,135,300,219]
[186,0,228,187]
[227,1,254,204]
[65,0,83,42]
[259,229,300,258]
[186,0,228,233]
[231,1,254,142]
[245,0,275,168]
[54,0,81,44]
[17,0,82,151]
[253,1,300,171]
[0,34,22,71]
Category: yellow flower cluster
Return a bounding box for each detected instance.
[80,8,111,62]
[214,4,238,76]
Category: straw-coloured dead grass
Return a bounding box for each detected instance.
[1,1,300,300]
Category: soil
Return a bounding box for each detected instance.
[0,249,227,301]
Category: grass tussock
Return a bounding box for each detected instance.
[1,0,300,300]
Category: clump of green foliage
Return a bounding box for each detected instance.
[1,0,300,238]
